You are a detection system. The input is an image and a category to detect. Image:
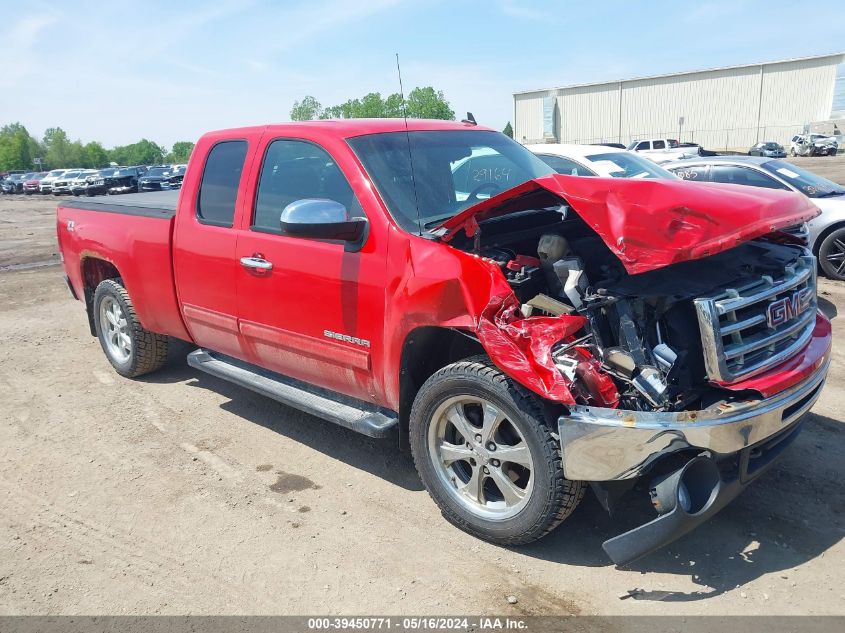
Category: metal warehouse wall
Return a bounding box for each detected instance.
[514,54,844,151]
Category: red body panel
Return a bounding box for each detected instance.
[56,118,832,412]
[57,209,190,341]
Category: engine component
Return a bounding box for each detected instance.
[553,257,589,308]
[604,348,636,379]
[632,367,670,408]
[505,261,544,303]
[537,234,571,294]
[525,293,574,316]
[652,343,678,373]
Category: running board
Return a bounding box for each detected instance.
[187,349,398,438]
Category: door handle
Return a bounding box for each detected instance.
[240,256,273,271]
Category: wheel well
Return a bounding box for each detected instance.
[81,257,121,335]
[812,221,845,256]
[398,326,485,446]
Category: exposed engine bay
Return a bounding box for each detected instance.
[450,204,809,413]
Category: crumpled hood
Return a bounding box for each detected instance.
[436,174,820,275]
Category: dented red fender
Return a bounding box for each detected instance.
[436,174,820,275]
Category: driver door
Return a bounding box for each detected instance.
[235,138,385,403]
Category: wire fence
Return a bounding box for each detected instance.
[555,124,838,153]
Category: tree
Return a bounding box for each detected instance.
[43,127,73,169]
[82,141,109,168]
[290,95,322,121]
[166,141,194,163]
[302,85,455,121]
[405,87,454,120]
[503,122,513,138]
[108,139,165,166]
[0,123,37,171]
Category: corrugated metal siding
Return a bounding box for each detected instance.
[514,54,844,151]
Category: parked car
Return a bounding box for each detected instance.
[100,167,143,194]
[1,173,26,194]
[69,170,100,196]
[57,119,828,566]
[791,134,838,157]
[749,142,786,158]
[51,170,82,195]
[626,138,699,163]
[527,144,678,179]
[40,169,69,194]
[23,172,48,194]
[138,166,173,191]
[167,164,187,189]
[665,156,845,279]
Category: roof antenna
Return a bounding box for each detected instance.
[396,52,423,234]
[462,112,477,125]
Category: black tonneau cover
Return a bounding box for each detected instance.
[61,190,179,219]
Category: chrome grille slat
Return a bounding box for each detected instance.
[723,309,816,359]
[711,265,811,315]
[694,252,817,382]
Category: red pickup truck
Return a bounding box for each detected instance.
[57,119,830,565]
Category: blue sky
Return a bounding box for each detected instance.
[1,0,842,148]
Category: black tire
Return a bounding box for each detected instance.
[818,227,845,281]
[93,279,169,377]
[409,355,583,545]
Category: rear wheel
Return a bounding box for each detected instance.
[93,279,169,377]
[410,356,583,545]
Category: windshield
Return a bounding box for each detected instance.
[61,172,80,179]
[761,160,845,198]
[145,167,170,178]
[586,152,676,179]
[347,130,554,232]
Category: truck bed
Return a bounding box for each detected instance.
[57,190,190,341]
[61,190,179,218]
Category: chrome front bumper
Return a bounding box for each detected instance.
[558,354,829,481]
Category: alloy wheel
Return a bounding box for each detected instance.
[427,396,534,520]
[99,296,132,362]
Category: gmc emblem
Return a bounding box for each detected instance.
[766,288,812,328]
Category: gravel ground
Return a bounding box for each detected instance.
[0,176,843,615]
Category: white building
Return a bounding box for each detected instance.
[513,53,845,151]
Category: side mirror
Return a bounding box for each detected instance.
[280,199,367,243]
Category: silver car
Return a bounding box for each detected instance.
[665,156,845,280]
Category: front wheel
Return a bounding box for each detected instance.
[93,279,170,377]
[409,356,583,545]
[818,227,845,281]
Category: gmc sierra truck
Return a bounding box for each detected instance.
[57,119,830,565]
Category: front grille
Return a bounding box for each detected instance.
[694,253,817,382]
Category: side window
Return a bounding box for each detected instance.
[635,141,650,151]
[197,140,248,227]
[653,140,666,150]
[711,165,790,190]
[671,164,708,181]
[536,154,596,176]
[253,139,360,234]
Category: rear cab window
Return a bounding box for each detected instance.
[196,140,249,227]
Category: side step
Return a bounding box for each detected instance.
[187,349,398,438]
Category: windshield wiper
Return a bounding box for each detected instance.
[814,190,845,198]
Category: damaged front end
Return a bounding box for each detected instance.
[438,175,831,564]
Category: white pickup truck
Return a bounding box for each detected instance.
[627,138,700,163]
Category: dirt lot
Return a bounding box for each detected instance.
[1,168,844,615]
